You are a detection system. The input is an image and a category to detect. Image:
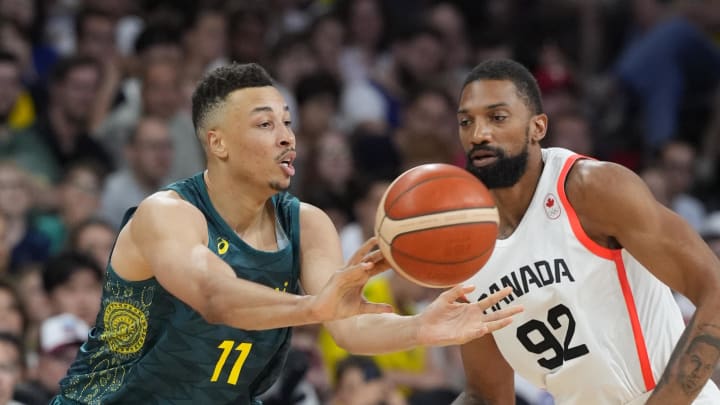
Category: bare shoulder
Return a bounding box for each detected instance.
[565,159,642,199]
[298,202,334,231]
[565,159,660,240]
[131,190,206,232]
[112,190,208,280]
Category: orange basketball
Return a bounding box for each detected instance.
[374,163,499,288]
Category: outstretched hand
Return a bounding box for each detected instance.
[416,286,523,346]
[309,237,393,322]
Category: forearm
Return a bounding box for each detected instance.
[648,298,720,403]
[327,313,421,354]
[204,275,321,330]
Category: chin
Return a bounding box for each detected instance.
[269,180,291,192]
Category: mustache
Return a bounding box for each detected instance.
[276,148,296,161]
[467,144,504,157]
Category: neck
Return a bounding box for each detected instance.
[491,148,545,238]
[203,167,272,235]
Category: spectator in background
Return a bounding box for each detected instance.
[67,218,115,269]
[308,13,345,80]
[659,140,707,230]
[0,0,57,92]
[340,22,444,133]
[99,116,173,230]
[392,86,460,170]
[290,71,342,192]
[24,55,113,180]
[96,59,202,181]
[10,264,50,354]
[336,0,387,84]
[0,51,55,187]
[41,252,102,327]
[182,6,228,85]
[15,314,87,405]
[339,175,391,261]
[545,110,595,157]
[425,2,472,96]
[330,356,406,405]
[0,278,25,338]
[298,130,355,230]
[35,161,104,254]
[0,332,25,405]
[610,4,720,152]
[73,7,124,133]
[268,33,318,133]
[226,3,271,66]
[0,162,50,273]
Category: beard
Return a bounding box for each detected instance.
[465,130,530,189]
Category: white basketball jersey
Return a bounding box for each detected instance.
[465,148,720,404]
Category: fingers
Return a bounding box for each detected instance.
[482,317,514,334]
[439,284,476,303]
[476,287,514,309]
[342,259,389,283]
[348,237,379,265]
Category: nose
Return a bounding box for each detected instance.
[470,122,492,144]
[279,125,296,148]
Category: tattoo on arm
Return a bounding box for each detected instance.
[656,316,720,397]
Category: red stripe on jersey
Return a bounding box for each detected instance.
[557,153,656,391]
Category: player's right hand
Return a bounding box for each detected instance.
[308,237,393,322]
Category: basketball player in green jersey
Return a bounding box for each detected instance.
[51,63,522,405]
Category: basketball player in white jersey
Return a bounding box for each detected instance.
[453,59,720,404]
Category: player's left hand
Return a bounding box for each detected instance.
[416,285,522,346]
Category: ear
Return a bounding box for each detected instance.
[530,113,548,144]
[207,129,228,159]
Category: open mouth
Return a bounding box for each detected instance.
[278,151,296,176]
[470,150,498,167]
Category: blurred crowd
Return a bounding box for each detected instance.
[0,0,719,404]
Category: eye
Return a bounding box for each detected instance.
[458,118,471,127]
[258,121,272,129]
[284,120,292,127]
[492,114,508,122]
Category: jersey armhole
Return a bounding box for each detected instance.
[556,154,618,261]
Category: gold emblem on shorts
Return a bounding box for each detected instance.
[102,302,148,354]
[217,237,229,255]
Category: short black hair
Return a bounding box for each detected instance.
[133,23,183,54]
[191,63,275,136]
[335,355,383,385]
[294,71,341,107]
[74,7,113,41]
[42,251,104,294]
[463,59,543,115]
[49,55,101,86]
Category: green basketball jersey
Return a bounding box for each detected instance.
[53,173,301,405]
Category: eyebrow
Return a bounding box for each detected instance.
[457,102,509,114]
[250,105,290,114]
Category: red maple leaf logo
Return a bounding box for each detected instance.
[546,197,555,208]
